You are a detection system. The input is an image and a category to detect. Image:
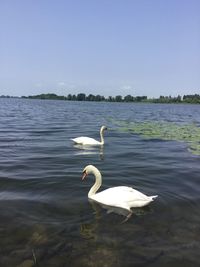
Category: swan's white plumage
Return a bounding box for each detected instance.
[82,165,158,213]
[71,126,107,145]
[90,186,157,210]
[71,137,101,145]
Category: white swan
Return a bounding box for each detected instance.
[71,126,107,145]
[82,165,157,219]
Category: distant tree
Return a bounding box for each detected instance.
[108,96,114,102]
[183,94,200,103]
[124,95,133,102]
[101,95,105,101]
[46,93,57,99]
[175,95,182,102]
[77,93,86,101]
[136,96,147,102]
[95,95,105,101]
[67,94,72,100]
[87,94,95,101]
[115,95,123,102]
[0,95,11,98]
[72,94,76,100]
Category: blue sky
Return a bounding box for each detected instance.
[0,0,199,97]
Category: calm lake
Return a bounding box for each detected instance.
[0,98,200,267]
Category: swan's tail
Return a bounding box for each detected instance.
[150,195,158,201]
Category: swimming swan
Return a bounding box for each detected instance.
[71,126,107,145]
[82,165,158,219]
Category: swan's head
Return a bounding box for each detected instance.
[82,165,99,180]
[100,125,107,132]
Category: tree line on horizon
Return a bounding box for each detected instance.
[21,93,148,102]
[1,93,200,104]
[20,93,200,104]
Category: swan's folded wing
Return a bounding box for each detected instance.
[114,186,151,200]
[71,137,100,145]
[113,186,157,207]
[92,186,154,209]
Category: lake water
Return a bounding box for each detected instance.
[0,98,200,267]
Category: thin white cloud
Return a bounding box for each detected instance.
[121,85,132,90]
[58,82,66,86]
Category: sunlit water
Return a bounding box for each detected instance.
[0,98,200,266]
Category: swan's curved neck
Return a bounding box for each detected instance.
[88,168,102,197]
[100,129,104,145]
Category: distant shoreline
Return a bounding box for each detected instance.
[1,93,200,104]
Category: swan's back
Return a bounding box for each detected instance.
[71,137,101,145]
[90,186,157,210]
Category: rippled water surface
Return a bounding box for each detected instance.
[0,98,200,266]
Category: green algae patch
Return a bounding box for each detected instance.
[115,121,200,155]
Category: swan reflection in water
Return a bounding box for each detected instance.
[79,200,154,267]
[73,144,104,160]
[88,199,152,223]
[89,199,130,221]
[80,200,127,241]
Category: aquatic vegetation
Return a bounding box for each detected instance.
[115,120,200,155]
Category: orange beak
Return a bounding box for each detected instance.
[82,171,87,180]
